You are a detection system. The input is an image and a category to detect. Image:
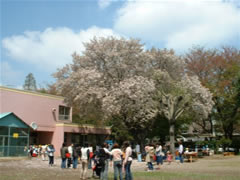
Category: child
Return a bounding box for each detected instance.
[92,154,101,178]
[167,151,173,165]
[175,150,180,164]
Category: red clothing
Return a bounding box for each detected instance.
[167,154,173,162]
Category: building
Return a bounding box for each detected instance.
[0,86,111,156]
[0,112,30,157]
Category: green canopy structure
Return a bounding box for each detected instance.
[0,112,30,157]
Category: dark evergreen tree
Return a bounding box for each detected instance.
[23,73,37,91]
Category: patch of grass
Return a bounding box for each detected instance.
[1,156,240,180]
[129,171,240,180]
[1,169,240,180]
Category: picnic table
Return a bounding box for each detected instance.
[184,152,198,163]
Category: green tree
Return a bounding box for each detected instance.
[107,115,134,146]
[145,49,214,154]
[185,47,240,139]
[148,114,170,143]
[23,73,37,91]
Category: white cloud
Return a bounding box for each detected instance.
[98,0,114,9]
[114,0,240,51]
[2,26,120,72]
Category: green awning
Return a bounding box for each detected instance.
[0,112,30,128]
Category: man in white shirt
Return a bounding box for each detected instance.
[178,141,184,163]
[155,143,163,169]
[67,144,73,168]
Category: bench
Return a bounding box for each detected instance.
[184,152,198,162]
[223,152,235,156]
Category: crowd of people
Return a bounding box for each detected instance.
[26,144,56,166]
[26,141,185,180]
[60,141,133,180]
[143,141,184,171]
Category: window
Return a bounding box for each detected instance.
[59,106,70,120]
[0,127,29,157]
[71,134,81,144]
[64,133,67,143]
[0,127,9,135]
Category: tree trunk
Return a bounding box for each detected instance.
[169,122,175,155]
[223,121,234,140]
[209,115,214,135]
[137,132,146,153]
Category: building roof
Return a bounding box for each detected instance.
[0,112,31,128]
[0,86,64,100]
[0,112,12,119]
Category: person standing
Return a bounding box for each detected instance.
[167,151,173,165]
[41,144,47,161]
[88,144,93,169]
[47,144,55,166]
[123,141,133,180]
[178,141,184,163]
[67,144,73,168]
[80,143,90,180]
[72,144,79,169]
[155,143,163,170]
[28,145,33,159]
[145,144,154,171]
[60,143,68,169]
[99,142,112,180]
[111,143,123,180]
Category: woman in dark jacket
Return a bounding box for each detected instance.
[47,144,55,166]
[60,143,68,169]
[72,144,80,169]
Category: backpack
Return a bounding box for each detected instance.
[76,147,82,157]
[73,147,79,158]
[100,148,110,159]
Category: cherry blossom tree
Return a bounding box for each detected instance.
[53,37,157,134]
[103,76,158,128]
[148,50,214,154]
[54,37,214,153]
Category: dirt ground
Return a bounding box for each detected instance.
[0,155,240,180]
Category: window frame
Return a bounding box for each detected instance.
[58,105,71,120]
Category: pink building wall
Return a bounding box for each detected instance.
[52,126,65,155]
[0,86,72,155]
[0,86,72,128]
[0,86,111,156]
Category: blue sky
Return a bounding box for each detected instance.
[1,0,240,89]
